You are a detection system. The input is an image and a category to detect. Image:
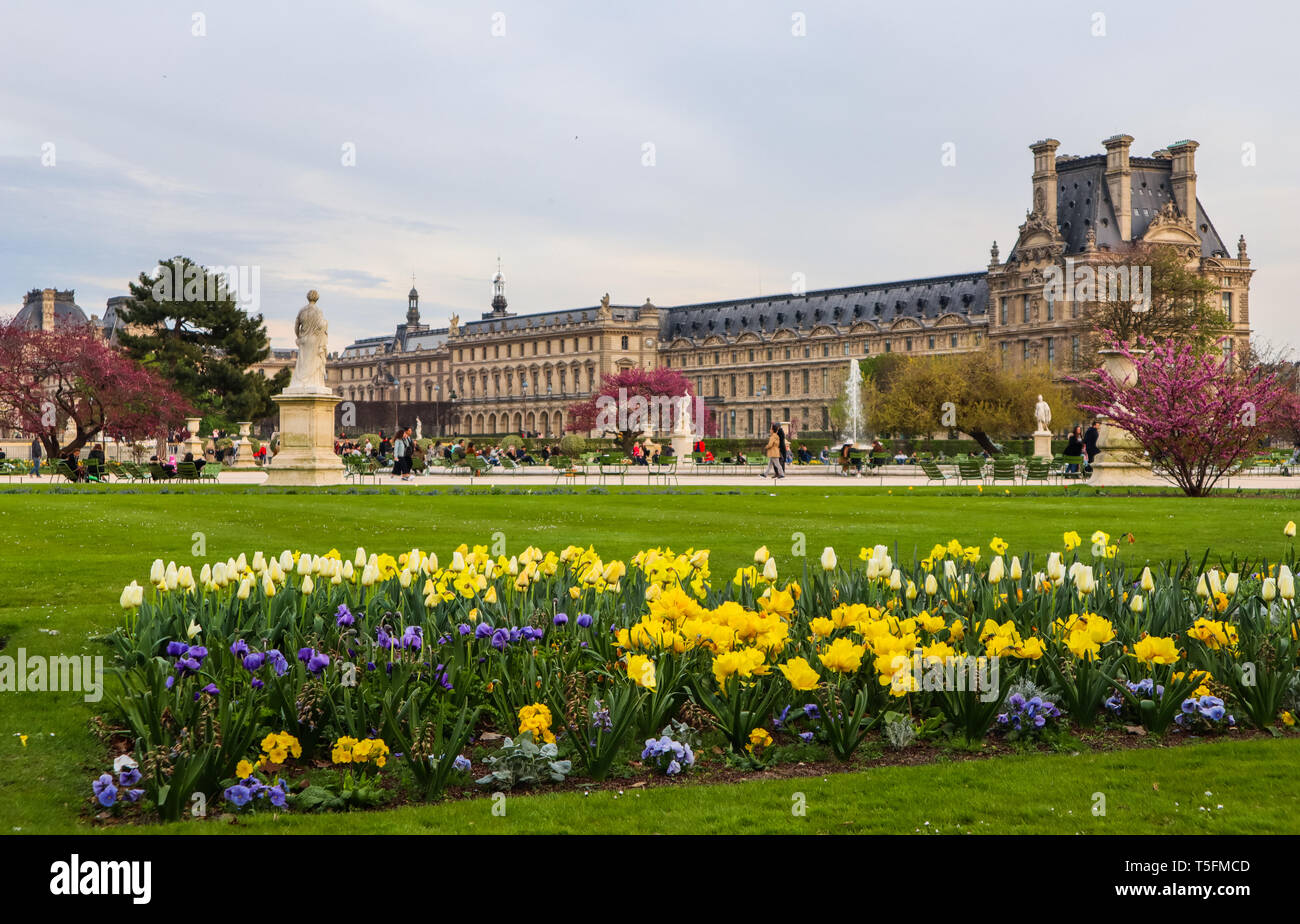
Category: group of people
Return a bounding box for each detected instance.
[1063,421,1101,474]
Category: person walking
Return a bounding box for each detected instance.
[776,424,788,478]
[30,436,41,476]
[762,424,783,479]
[392,427,411,480]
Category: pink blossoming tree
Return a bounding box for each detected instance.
[1075,338,1288,496]
[566,367,714,455]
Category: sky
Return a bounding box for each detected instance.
[2,0,1297,355]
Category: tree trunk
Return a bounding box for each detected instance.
[967,429,999,455]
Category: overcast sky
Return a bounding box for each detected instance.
[2,0,1296,355]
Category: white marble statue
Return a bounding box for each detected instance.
[1034,394,1052,432]
[288,290,329,392]
[415,417,423,441]
[673,394,693,434]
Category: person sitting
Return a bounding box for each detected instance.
[819,446,831,464]
[839,443,862,476]
[797,444,812,464]
[703,449,715,463]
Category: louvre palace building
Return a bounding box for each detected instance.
[325,134,1253,440]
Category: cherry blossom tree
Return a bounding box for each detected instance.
[566,367,714,454]
[1075,338,1288,496]
[0,322,190,459]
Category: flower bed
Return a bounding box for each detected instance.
[99,530,1300,821]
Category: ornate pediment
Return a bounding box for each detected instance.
[1142,200,1199,245]
[1011,207,1065,264]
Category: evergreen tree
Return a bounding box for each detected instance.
[118,256,290,427]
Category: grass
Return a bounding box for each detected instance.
[3,485,1299,834]
[113,739,1300,835]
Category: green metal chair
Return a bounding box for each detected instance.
[957,459,985,484]
[1024,458,1053,486]
[990,458,1017,485]
[920,459,952,486]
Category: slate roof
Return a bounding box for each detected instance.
[1011,154,1230,261]
[12,289,90,330]
[659,273,989,342]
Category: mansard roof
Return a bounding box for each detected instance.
[1009,154,1230,261]
[659,272,989,342]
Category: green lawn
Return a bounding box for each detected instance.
[3,485,1299,834]
[113,738,1299,835]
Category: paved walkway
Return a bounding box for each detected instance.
[8,465,1299,491]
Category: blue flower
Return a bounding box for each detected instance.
[92,773,117,808]
[457,623,472,636]
[401,625,423,651]
[307,651,330,674]
[264,649,288,676]
[119,767,142,787]
[230,639,250,658]
[490,628,511,651]
[336,604,355,627]
[798,732,813,743]
[554,612,569,626]
[577,613,593,628]
[224,783,253,809]
[165,641,188,657]
[474,622,494,640]
[453,755,472,773]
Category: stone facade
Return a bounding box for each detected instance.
[325,134,1253,440]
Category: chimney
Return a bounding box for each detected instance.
[1168,139,1199,223]
[41,289,56,331]
[1103,134,1134,241]
[1029,139,1060,228]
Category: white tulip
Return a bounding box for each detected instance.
[343,560,355,580]
[354,547,367,567]
[905,581,917,601]
[235,552,248,572]
[1262,578,1277,601]
[1047,553,1064,584]
[450,551,466,572]
[1208,570,1222,596]
[119,581,143,609]
[301,574,314,594]
[1195,575,1210,599]
[1224,572,1239,596]
[164,561,178,590]
[754,545,770,564]
[252,551,266,572]
[820,547,837,571]
[199,564,212,586]
[988,556,1005,584]
[297,553,313,576]
[237,577,252,600]
[943,560,958,581]
[150,559,165,584]
[889,568,902,591]
[1009,557,1022,581]
[1279,565,1295,601]
[924,573,938,596]
[278,550,293,572]
[398,570,412,588]
[762,557,778,581]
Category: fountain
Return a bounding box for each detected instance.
[840,360,865,446]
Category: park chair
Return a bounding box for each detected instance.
[990,458,1018,485]
[957,459,985,485]
[871,453,891,469]
[201,462,222,482]
[149,462,170,481]
[499,457,521,475]
[1,460,24,483]
[920,459,953,486]
[83,458,104,482]
[51,459,78,482]
[1024,458,1053,486]
[1057,454,1083,479]
[106,461,128,481]
[176,461,201,481]
[597,453,628,485]
[465,456,490,479]
[550,455,582,484]
[649,456,679,486]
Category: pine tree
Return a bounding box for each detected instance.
[118,256,290,427]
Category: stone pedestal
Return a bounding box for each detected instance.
[1032,429,1053,460]
[1088,347,1150,488]
[184,416,204,459]
[671,434,695,467]
[263,390,341,486]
